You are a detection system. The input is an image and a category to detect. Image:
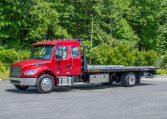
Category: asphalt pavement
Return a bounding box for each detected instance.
[0,76,167,119]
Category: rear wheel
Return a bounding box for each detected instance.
[120,73,126,86]
[14,85,29,90]
[36,74,54,93]
[121,72,136,87]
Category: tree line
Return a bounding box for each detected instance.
[0,0,167,68]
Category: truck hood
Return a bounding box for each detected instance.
[11,59,49,68]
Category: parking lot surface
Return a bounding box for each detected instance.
[0,76,167,119]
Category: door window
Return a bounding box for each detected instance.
[55,46,68,60]
[72,47,79,57]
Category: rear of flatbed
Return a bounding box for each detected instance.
[81,65,157,87]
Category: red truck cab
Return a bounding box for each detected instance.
[10,40,83,93]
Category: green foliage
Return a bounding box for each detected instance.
[164,53,167,68]
[0,0,70,49]
[127,0,167,50]
[1,0,167,51]
[90,43,159,66]
[157,69,167,75]
[159,53,167,69]
[0,49,30,72]
[156,52,167,69]
[0,49,18,64]
[17,50,30,60]
[0,0,167,70]
[133,50,159,66]
[0,61,6,72]
[0,69,9,80]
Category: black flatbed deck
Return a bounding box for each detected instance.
[87,65,157,73]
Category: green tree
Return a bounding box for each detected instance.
[0,0,70,49]
[126,0,166,51]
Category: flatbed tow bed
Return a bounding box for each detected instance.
[87,65,157,73]
[82,65,157,85]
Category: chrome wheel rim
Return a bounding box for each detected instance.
[128,75,135,85]
[41,78,52,91]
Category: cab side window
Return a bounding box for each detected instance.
[55,46,68,59]
[72,46,79,57]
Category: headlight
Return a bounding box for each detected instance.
[24,70,37,76]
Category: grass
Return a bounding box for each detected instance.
[157,68,167,75]
[0,70,9,80]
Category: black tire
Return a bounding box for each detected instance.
[14,85,29,90]
[109,77,114,84]
[120,73,126,87]
[121,72,137,87]
[36,74,54,93]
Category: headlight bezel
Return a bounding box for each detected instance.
[24,70,37,76]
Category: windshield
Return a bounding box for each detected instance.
[30,45,53,60]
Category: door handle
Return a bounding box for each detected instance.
[66,64,71,68]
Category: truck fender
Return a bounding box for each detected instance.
[37,69,57,86]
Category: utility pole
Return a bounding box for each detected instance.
[90,17,94,64]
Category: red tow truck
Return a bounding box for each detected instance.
[9,39,157,93]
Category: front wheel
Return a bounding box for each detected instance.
[14,85,29,90]
[36,74,54,93]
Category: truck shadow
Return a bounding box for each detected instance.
[6,88,39,94]
[54,83,154,92]
[6,83,154,94]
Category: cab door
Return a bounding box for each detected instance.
[71,46,81,75]
[55,46,72,76]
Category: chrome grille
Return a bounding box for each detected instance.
[10,66,22,77]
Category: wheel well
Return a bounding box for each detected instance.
[109,72,124,83]
[38,70,57,86]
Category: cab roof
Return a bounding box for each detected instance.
[32,39,80,46]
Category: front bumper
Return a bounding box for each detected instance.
[9,77,37,86]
